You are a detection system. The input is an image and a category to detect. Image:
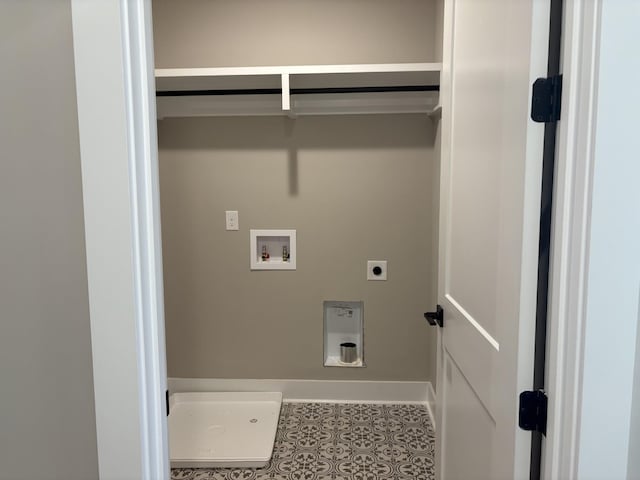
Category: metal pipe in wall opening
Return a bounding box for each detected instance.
[340,342,357,364]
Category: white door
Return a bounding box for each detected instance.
[435,0,550,478]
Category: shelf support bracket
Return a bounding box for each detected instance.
[281,73,291,112]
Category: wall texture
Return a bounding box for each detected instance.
[159,115,438,381]
[154,0,441,383]
[153,0,438,67]
[0,1,99,479]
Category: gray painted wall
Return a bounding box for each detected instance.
[0,1,98,479]
[153,0,438,67]
[159,115,438,381]
[154,0,440,382]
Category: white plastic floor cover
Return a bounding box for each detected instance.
[169,391,283,468]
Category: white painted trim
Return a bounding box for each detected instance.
[72,1,169,479]
[155,62,442,78]
[545,1,640,477]
[434,0,455,476]
[120,1,170,478]
[425,381,437,430]
[542,0,601,478]
[168,378,431,405]
[281,73,290,111]
[445,294,500,351]
[72,2,142,478]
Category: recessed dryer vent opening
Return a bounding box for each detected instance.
[323,301,364,367]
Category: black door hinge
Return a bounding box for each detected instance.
[519,390,547,435]
[531,75,562,123]
[166,390,170,417]
[424,305,444,328]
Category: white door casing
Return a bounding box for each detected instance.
[544,1,640,478]
[436,0,550,479]
[71,0,556,477]
[71,1,169,478]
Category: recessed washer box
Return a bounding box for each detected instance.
[250,229,296,270]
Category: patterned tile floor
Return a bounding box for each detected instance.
[171,402,435,480]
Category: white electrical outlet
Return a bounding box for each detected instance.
[225,210,239,230]
[367,260,387,281]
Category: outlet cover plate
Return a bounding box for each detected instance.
[367,260,387,281]
[225,210,239,230]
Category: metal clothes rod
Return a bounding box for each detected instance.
[156,85,440,97]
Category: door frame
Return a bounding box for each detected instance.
[71,1,169,479]
[539,0,601,475]
[543,0,640,477]
[70,0,601,479]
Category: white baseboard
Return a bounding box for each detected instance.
[425,381,436,430]
[169,377,432,405]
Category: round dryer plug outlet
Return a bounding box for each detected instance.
[367,260,387,281]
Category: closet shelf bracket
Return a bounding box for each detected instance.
[281,73,290,112]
